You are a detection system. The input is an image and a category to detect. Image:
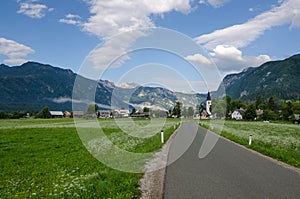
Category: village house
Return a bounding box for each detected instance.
[255,109,264,120]
[50,111,64,118]
[98,110,111,118]
[130,110,150,118]
[256,109,264,117]
[231,109,244,120]
[64,111,71,118]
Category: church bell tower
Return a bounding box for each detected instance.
[206,91,212,116]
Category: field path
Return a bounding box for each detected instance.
[163,122,300,198]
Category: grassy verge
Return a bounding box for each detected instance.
[199,120,300,168]
[0,118,180,198]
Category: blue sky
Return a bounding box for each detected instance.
[1,0,300,93]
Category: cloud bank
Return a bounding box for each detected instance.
[195,0,300,49]
[193,0,300,72]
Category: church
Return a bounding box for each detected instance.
[200,91,212,119]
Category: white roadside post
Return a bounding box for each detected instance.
[249,135,253,145]
[161,130,164,143]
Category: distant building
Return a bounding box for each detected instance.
[73,111,84,118]
[131,110,150,118]
[151,110,168,118]
[64,111,72,118]
[119,109,129,117]
[256,109,264,117]
[231,109,244,120]
[99,110,111,118]
[112,109,130,118]
[50,111,64,118]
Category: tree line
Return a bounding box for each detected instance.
[1,96,299,122]
[211,95,300,121]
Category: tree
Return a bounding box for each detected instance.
[292,101,300,114]
[187,107,194,118]
[281,101,293,121]
[182,107,188,117]
[168,109,172,117]
[268,97,276,112]
[255,96,263,109]
[244,104,256,120]
[36,106,51,118]
[172,101,182,118]
[197,103,205,117]
[212,98,226,118]
[131,108,137,115]
[262,109,277,121]
[182,106,194,118]
[231,100,246,110]
[224,95,232,118]
[9,111,26,119]
[143,107,150,113]
[86,104,99,114]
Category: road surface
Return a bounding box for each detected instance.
[163,122,300,198]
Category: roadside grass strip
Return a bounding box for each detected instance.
[199,120,300,168]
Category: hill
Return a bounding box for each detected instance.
[220,54,300,101]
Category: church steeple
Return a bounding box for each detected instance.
[207,91,211,101]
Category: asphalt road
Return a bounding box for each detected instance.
[163,122,300,199]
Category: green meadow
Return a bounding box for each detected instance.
[199,120,300,168]
[0,118,180,198]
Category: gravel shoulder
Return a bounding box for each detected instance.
[139,129,178,199]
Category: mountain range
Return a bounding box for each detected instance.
[0,54,299,111]
[0,62,205,111]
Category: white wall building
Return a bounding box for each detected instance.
[231,110,244,120]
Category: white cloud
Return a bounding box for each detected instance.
[195,0,300,50]
[17,2,53,19]
[199,0,231,8]
[59,14,82,25]
[82,0,192,38]
[211,45,243,61]
[66,14,81,19]
[81,0,193,70]
[184,45,271,73]
[193,0,300,73]
[210,45,271,71]
[249,7,254,12]
[185,53,213,65]
[0,38,34,65]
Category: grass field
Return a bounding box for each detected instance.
[0,118,180,198]
[199,120,300,168]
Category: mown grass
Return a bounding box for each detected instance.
[199,120,300,168]
[0,118,180,198]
